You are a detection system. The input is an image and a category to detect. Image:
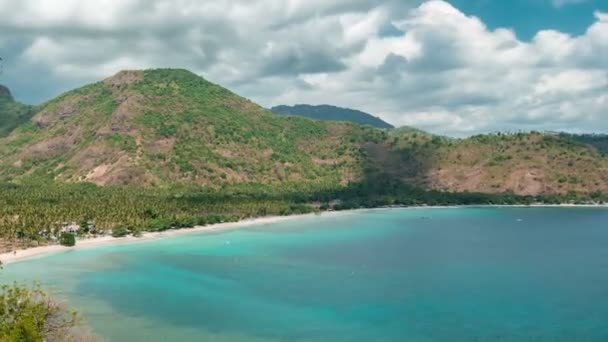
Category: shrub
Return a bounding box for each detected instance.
[79,219,90,234]
[148,218,172,231]
[59,233,76,247]
[111,227,129,238]
[131,227,143,238]
[0,283,79,341]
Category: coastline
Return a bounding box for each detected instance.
[0,214,321,266]
[2,203,607,265]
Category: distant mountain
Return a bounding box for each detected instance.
[270,104,394,129]
[558,133,608,155]
[0,85,34,137]
[392,126,437,137]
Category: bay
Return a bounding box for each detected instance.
[2,208,608,341]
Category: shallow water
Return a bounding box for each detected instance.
[2,208,608,341]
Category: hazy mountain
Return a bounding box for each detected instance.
[271,104,394,129]
[0,85,34,137]
[558,133,608,155]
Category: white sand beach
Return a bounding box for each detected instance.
[0,214,317,265]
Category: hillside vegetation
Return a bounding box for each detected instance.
[559,133,608,155]
[271,104,394,129]
[0,69,384,188]
[1,69,607,196]
[365,131,608,195]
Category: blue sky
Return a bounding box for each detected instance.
[0,0,607,136]
[448,0,608,40]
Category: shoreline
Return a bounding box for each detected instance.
[2,203,607,265]
[0,213,323,266]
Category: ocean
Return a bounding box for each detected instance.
[2,207,608,341]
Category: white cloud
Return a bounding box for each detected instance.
[265,0,608,136]
[0,0,607,136]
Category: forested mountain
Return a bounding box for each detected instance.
[0,69,386,188]
[558,133,608,155]
[0,85,34,137]
[1,69,608,197]
[271,104,394,129]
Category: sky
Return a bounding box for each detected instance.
[0,0,606,137]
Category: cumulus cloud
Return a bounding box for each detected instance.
[0,0,606,136]
[268,1,608,136]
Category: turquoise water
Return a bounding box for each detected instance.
[2,208,608,341]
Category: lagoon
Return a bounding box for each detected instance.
[2,208,608,341]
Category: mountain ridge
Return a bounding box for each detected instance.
[1,68,607,197]
[0,85,34,137]
[271,104,394,129]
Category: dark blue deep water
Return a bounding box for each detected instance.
[2,208,608,341]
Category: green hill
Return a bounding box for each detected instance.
[271,104,394,129]
[0,69,384,187]
[0,85,34,137]
[365,131,608,196]
[2,69,608,248]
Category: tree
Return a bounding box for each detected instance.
[111,227,129,238]
[0,260,85,341]
[79,218,90,234]
[59,233,76,247]
[0,283,84,341]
